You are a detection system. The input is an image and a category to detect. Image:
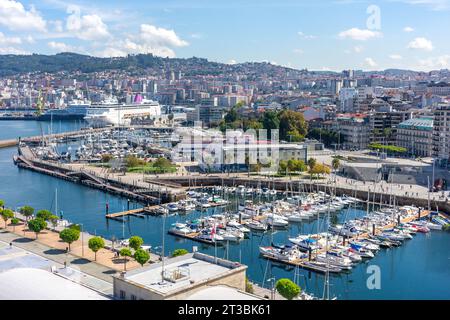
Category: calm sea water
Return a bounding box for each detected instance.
[0,120,449,299]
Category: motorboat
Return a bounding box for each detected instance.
[259,245,304,262]
[315,253,353,270]
[289,235,321,252]
[168,223,193,236]
[246,220,268,231]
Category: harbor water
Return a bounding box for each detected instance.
[0,120,449,299]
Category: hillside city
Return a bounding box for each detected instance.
[1,53,450,166]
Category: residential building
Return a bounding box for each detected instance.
[397,117,434,157]
[335,114,370,150]
[433,104,450,167]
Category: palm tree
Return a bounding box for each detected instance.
[332,158,340,183]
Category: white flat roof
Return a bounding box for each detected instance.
[123,253,243,295]
[0,268,109,300]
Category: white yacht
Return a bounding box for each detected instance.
[84,96,161,127]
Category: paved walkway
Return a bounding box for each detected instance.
[0,233,114,295]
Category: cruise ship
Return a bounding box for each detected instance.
[84,95,161,127]
[38,100,91,120]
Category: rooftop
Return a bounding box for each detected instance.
[119,252,246,296]
[398,117,433,130]
[0,268,110,300]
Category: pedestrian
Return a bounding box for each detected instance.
[9,242,12,249]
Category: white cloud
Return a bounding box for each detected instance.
[364,57,377,68]
[66,6,110,41]
[139,24,188,48]
[0,0,46,32]
[407,37,433,51]
[50,20,64,33]
[403,26,414,32]
[293,48,304,54]
[297,31,316,39]
[190,33,203,39]
[96,24,188,58]
[418,55,450,69]
[338,28,382,41]
[25,35,34,43]
[389,54,403,60]
[0,32,21,44]
[353,45,363,53]
[0,46,29,54]
[399,0,450,11]
[48,41,75,52]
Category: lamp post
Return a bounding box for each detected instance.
[80,223,84,257]
[267,277,276,300]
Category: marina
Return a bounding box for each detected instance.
[0,120,449,299]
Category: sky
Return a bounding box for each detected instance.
[0,0,449,71]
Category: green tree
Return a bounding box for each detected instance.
[0,200,4,209]
[129,236,144,251]
[134,248,150,266]
[88,236,105,261]
[172,248,189,257]
[49,215,59,230]
[278,160,288,175]
[332,158,340,182]
[125,155,146,168]
[101,154,113,163]
[275,278,301,300]
[10,217,20,232]
[1,209,14,228]
[28,218,47,239]
[224,107,239,123]
[119,248,132,271]
[20,206,34,221]
[59,227,80,251]
[308,158,317,181]
[310,163,331,178]
[307,158,317,171]
[245,277,254,294]
[278,110,308,142]
[262,110,280,135]
[36,209,52,221]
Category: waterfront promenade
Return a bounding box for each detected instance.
[0,216,162,274]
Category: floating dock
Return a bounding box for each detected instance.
[259,210,433,270]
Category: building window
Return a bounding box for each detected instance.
[120,290,126,300]
[131,294,137,300]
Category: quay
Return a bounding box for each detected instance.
[157,175,450,214]
[14,145,185,205]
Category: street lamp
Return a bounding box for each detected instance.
[79,223,84,257]
[267,277,276,300]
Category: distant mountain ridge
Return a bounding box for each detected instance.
[0,52,446,77]
[0,52,300,77]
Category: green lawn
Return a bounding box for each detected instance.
[127,164,177,174]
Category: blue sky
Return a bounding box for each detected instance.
[0,0,449,71]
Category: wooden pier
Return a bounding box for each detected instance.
[105,205,162,219]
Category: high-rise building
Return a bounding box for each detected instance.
[338,88,357,112]
[433,104,450,167]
